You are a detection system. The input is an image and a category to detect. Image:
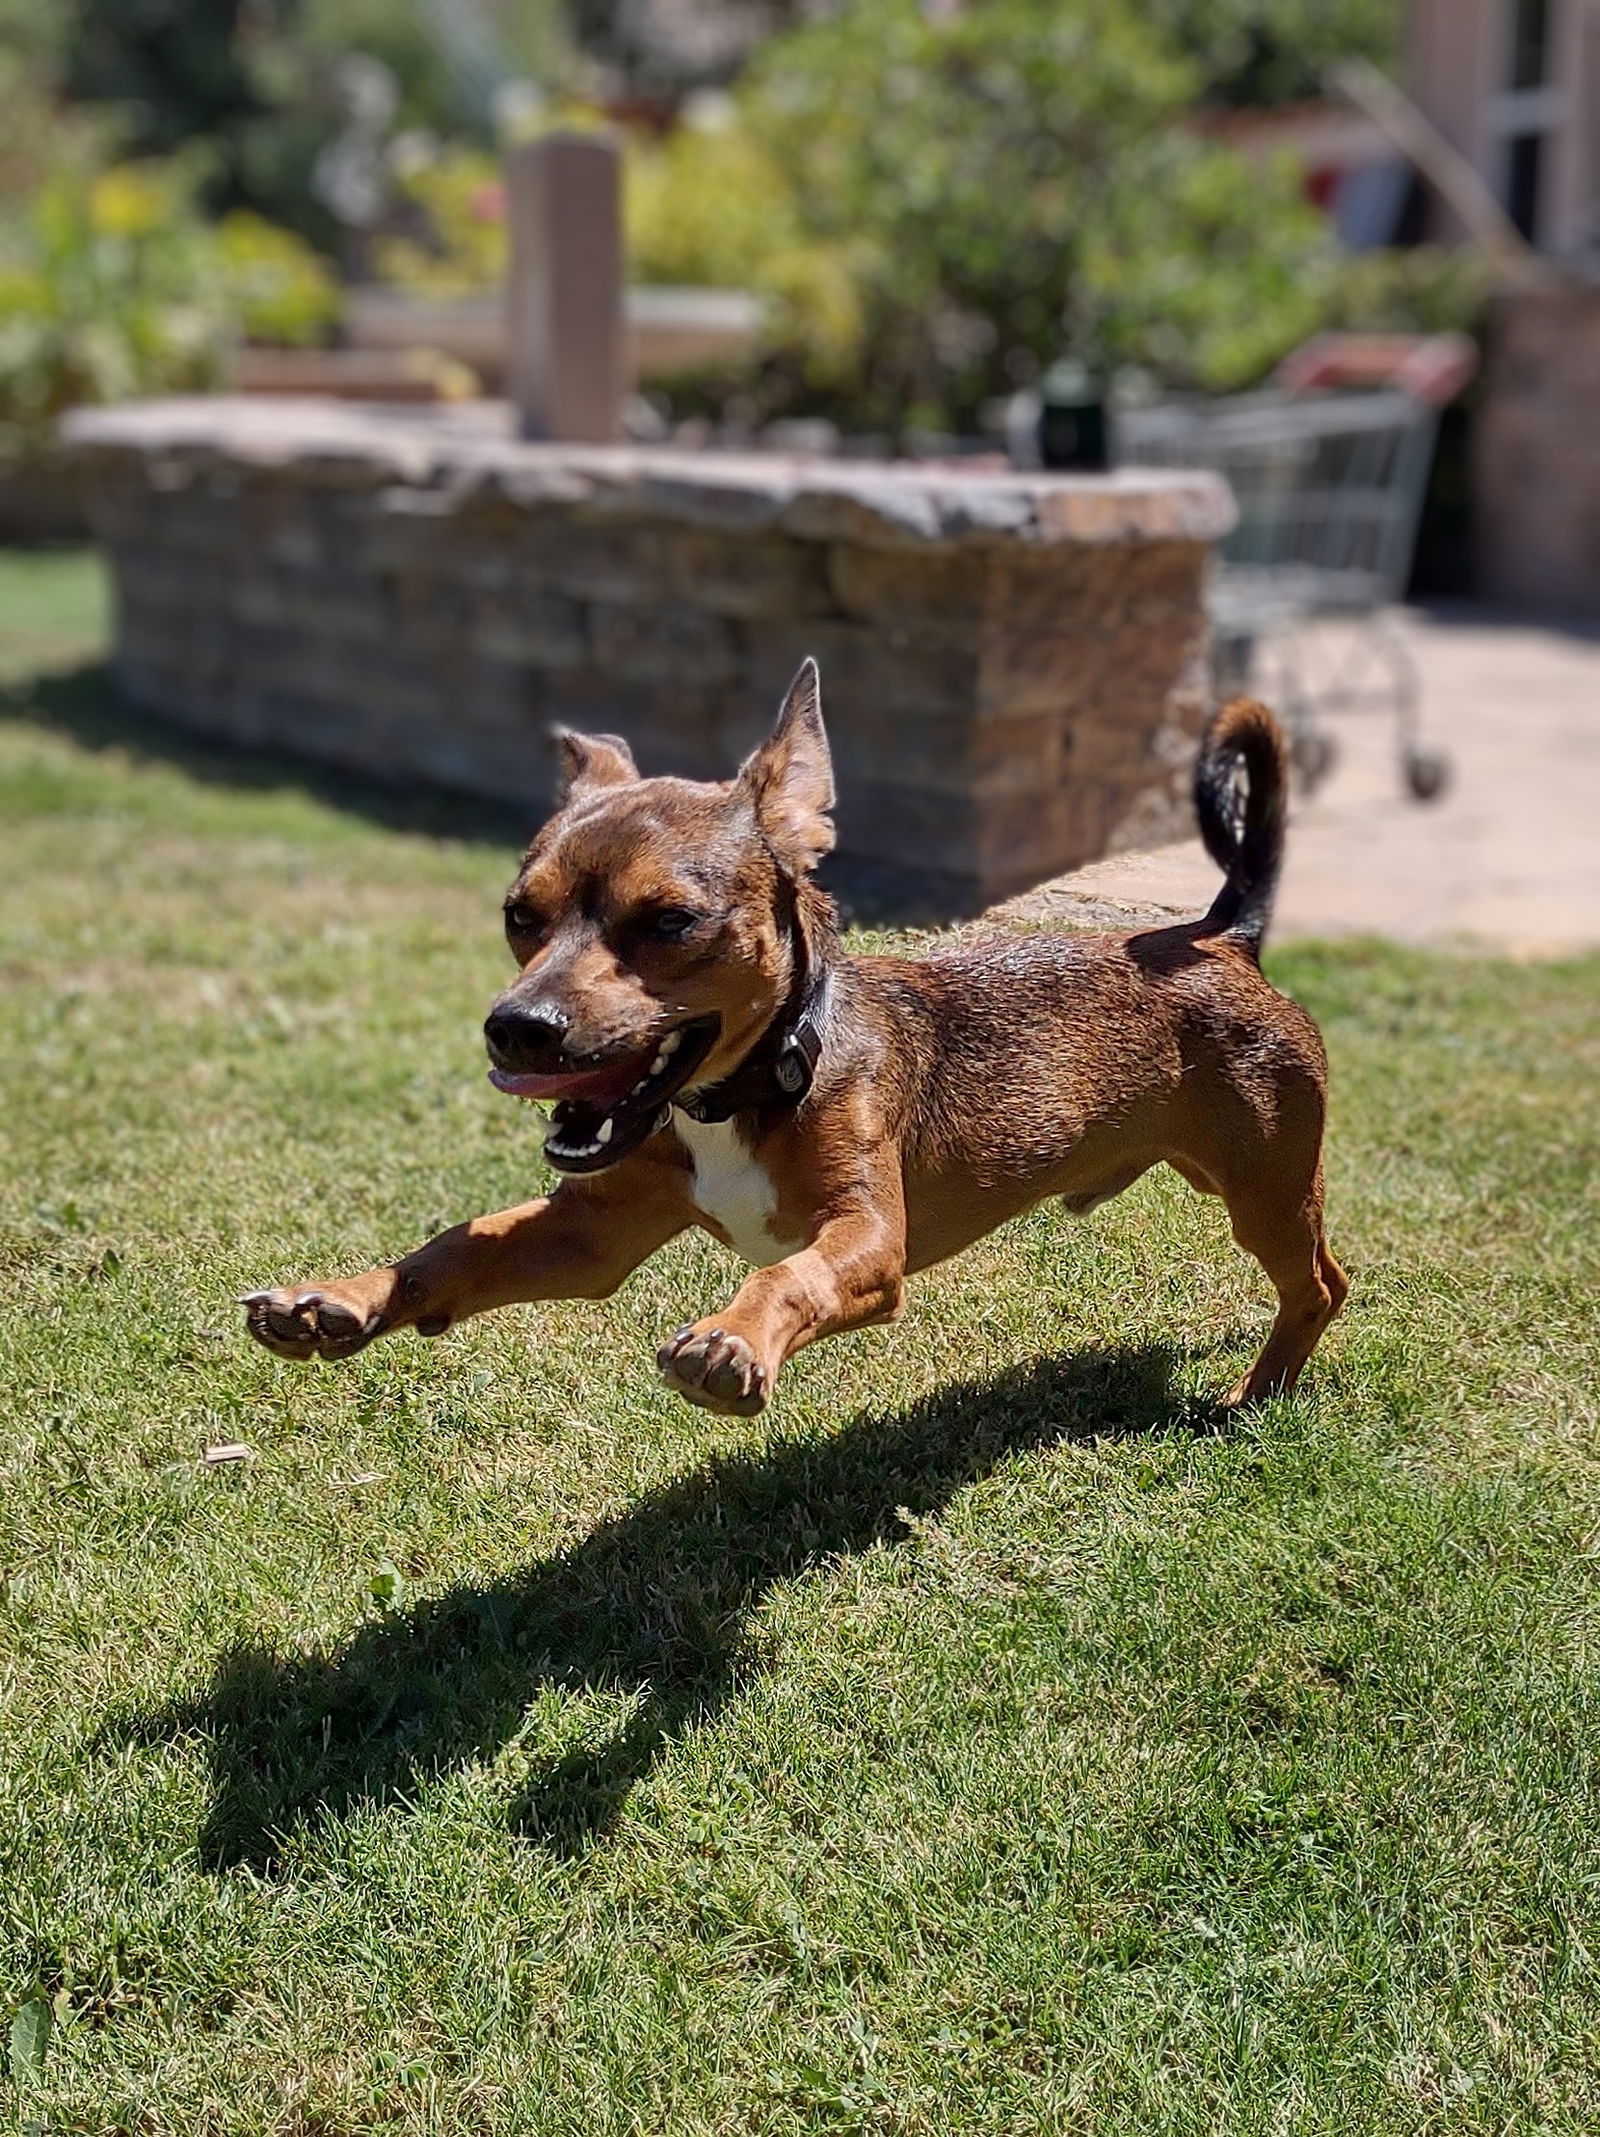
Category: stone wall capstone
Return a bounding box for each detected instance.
[66,397,1234,913]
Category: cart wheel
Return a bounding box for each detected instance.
[1403,746,1450,803]
[1291,727,1338,793]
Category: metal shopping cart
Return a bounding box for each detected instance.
[1113,335,1476,800]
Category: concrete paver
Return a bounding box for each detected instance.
[992,607,1600,953]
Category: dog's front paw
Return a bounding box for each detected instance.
[240,1279,393,1362]
[657,1321,771,1417]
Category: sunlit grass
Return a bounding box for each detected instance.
[2,552,1598,2133]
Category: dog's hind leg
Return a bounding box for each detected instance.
[1216,1153,1347,1404]
[1165,1055,1346,1405]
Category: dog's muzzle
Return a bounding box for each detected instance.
[485,1014,720,1172]
[482,997,571,1076]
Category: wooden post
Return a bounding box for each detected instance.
[505,130,624,443]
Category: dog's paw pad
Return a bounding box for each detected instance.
[241,1284,384,1361]
[657,1322,770,1417]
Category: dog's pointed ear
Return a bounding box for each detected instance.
[740,659,835,873]
[552,728,639,805]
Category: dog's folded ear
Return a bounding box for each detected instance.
[741,659,836,873]
[552,728,639,804]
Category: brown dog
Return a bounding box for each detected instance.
[243,662,1346,1413]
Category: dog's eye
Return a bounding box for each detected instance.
[646,906,701,940]
[504,901,540,935]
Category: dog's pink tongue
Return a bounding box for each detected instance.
[487,1053,647,1104]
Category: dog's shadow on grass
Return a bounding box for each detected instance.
[122,1344,1214,1873]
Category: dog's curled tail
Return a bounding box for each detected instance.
[1193,696,1288,961]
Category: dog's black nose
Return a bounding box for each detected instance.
[484,999,570,1069]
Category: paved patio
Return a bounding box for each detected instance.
[993,607,1600,954]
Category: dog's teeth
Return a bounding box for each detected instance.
[650,1052,670,1077]
[596,1118,614,1145]
[660,1030,681,1056]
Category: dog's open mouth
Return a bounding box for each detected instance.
[487,1015,720,1173]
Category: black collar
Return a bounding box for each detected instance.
[675,932,833,1125]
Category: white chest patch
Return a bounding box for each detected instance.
[676,1114,803,1267]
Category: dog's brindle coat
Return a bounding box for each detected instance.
[244,664,1347,1413]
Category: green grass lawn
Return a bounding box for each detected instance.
[2,552,1598,2135]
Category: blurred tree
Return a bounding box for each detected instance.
[733,0,1340,434]
[0,34,66,201]
[375,0,1467,439]
[55,0,574,242]
[1151,0,1400,107]
[66,0,279,147]
[21,0,1448,441]
[0,0,71,68]
[300,0,572,135]
[62,0,337,237]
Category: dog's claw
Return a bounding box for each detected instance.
[657,1320,771,1417]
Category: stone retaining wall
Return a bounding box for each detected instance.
[66,397,1232,912]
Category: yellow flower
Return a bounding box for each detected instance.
[89,166,169,240]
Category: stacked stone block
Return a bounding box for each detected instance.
[67,397,1232,912]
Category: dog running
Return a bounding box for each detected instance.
[243,661,1347,1413]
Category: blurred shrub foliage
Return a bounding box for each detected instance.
[626,118,868,395]
[0,114,338,465]
[1152,0,1399,108]
[373,146,514,297]
[377,0,1474,438]
[2,0,1469,445]
[721,0,1473,434]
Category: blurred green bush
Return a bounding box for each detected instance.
[2,0,1476,449]
[725,0,1479,435]
[1151,0,1399,108]
[373,145,515,298]
[376,0,1480,439]
[215,211,343,347]
[57,0,573,239]
[0,118,338,467]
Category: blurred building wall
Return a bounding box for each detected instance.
[1473,283,1600,613]
[1410,0,1600,612]
[1408,0,1598,257]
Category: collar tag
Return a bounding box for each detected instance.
[774,1043,809,1098]
[674,964,831,1123]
